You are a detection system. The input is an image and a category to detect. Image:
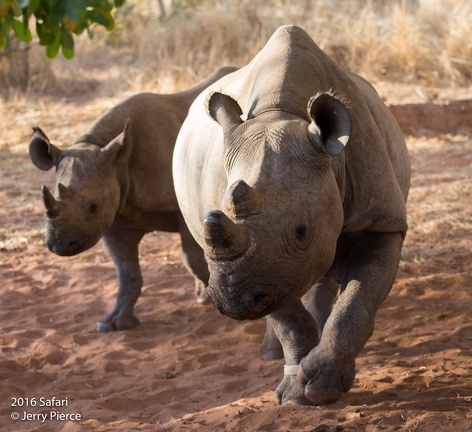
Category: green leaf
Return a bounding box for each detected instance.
[71,23,86,35]
[61,45,74,58]
[27,0,40,15]
[11,18,32,42]
[0,24,7,49]
[60,27,73,50]
[46,0,61,10]
[0,0,124,57]
[96,1,114,13]
[36,21,55,45]
[64,0,84,23]
[46,28,61,58]
[11,1,23,16]
[87,9,114,31]
[50,3,65,27]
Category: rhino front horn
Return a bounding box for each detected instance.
[224,179,265,218]
[204,210,250,260]
[41,185,61,218]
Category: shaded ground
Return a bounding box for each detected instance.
[0,97,471,431]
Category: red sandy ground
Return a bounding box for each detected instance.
[0,98,471,431]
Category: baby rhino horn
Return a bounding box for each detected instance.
[41,185,61,218]
[224,180,264,218]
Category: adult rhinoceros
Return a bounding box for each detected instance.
[173,26,410,406]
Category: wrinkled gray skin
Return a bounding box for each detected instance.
[173,26,410,406]
[29,66,237,332]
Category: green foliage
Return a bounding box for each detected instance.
[0,0,125,58]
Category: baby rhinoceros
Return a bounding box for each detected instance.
[29,66,237,332]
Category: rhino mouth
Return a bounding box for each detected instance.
[46,235,97,256]
[207,284,277,321]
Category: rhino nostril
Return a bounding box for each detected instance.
[253,293,269,305]
[245,290,275,318]
[250,292,274,314]
[69,241,79,249]
[206,210,223,221]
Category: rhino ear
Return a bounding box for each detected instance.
[306,93,351,156]
[101,119,132,165]
[29,127,62,171]
[207,92,243,131]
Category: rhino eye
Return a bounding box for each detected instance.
[89,204,99,215]
[290,215,311,250]
[296,225,307,241]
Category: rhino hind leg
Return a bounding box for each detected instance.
[261,318,284,360]
[96,306,141,332]
[177,214,210,305]
[98,225,145,332]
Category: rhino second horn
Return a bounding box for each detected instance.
[224,180,264,218]
[57,183,72,199]
[203,210,250,260]
[41,185,61,218]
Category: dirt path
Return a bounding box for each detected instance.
[0,100,471,431]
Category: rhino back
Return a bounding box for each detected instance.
[88,93,185,214]
[342,72,410,233]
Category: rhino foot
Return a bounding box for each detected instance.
[196,293,210,305]
[274,374,314,406]
[273,353,356,406]
[261,347,284,361]
[96,312,140,332]
[195,281,211,305]
[298,349,356,405]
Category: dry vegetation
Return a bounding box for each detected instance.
[1,0,472,99]
[1,0,471,150]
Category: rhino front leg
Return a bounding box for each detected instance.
[261,277,339,361]
[177,214,210,304]
[298,232,405,405]
[267,300,319,405]
[301,277,340,334]
[97,225,145,332]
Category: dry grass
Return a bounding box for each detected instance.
[1,0,472,148]
[1,0,471,97]
[111,0,472,91]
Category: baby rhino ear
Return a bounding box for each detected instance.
[306,92,351,156]
[100,118,133,165]
[29,127,62,171]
